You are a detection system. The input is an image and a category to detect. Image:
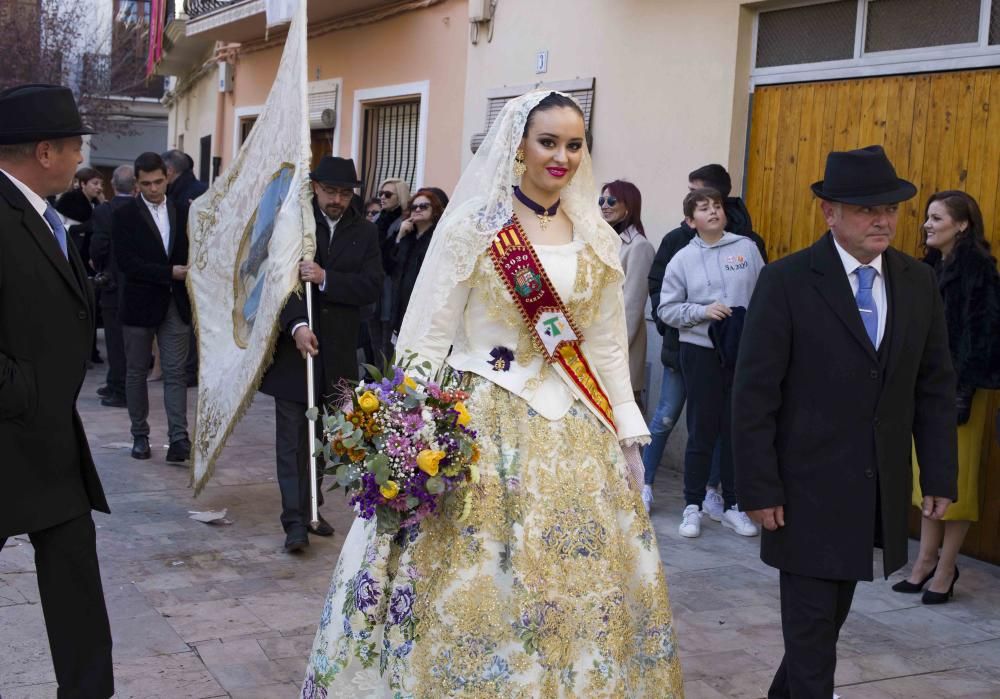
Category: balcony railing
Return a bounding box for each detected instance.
[184,0,251,19]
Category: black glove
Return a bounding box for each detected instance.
[956,384,975,426]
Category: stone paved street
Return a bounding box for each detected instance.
[2,352,1000,698]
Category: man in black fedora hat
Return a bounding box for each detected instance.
[0,84,114,697]
[733,145,958,698]
[260,156,383,552]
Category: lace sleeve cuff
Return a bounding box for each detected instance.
[613,401,650,446]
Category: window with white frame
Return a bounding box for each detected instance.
[752,0,1000,84]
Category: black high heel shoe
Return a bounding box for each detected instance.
[922,566,959,605]
[891,566,936,593]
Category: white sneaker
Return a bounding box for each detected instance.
[678,504,702,538]
[641,485,653,513]
[703,487,724,522]
[721,506,759,537]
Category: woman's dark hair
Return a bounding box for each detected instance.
[409,188,444,222]
[364,197,380,211]
[683,187,723,220]
[75,167,102,184]
[522,92,585,137]
[601,179,645,237]
[922,190,993,263]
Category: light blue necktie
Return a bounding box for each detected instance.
[855,265,878,347]
[42,203,69,259]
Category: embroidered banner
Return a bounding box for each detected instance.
[488,218,616,431]
[187,0,313,494]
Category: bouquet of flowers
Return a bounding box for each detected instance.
[317,358,480,536]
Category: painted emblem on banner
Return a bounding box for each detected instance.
[232,163,296,348]
[535,309,578,356]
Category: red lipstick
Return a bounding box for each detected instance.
[546,167,568,178]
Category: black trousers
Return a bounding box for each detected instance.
[101,301,126,398]
[679,343,736,509]
[769,570,857,698]
[0,514,114,698]
[274,397,325,534]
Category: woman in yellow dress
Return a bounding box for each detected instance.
[300,91,684,698]
[893,190,1000,604]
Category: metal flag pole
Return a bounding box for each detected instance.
[304,279,320,529]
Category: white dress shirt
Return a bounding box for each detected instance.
[832,236,888,349]
[142,194,171,254]
[0,168,50,231]
[289,214,340,337]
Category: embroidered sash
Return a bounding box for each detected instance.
[488,217,616,431]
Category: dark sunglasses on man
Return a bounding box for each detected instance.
[598,196,618,207]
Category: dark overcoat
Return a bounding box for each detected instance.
[0,173,109,538]
[112,196,191,327]
[733,233,958,581]
[259,200,383,403]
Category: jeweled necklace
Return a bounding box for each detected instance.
[513,186,560,230]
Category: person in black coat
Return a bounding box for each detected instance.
[733,146,958,699]
[259,157,383,553]
[643,162,769,507]
[368,177,409,362]
[113,152,192,463]
[387,188,441,336]
[0,84,114,698]
[89,164,135,407]
[892,190,1000,604]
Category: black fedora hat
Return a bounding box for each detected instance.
[0,84,95,145]
[309,156,361,188]
[811,145,916,205]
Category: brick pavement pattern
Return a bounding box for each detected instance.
[2,348,1000,698]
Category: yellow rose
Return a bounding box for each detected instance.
[416,449,446,477]
[454,401,471,427]
[359,391,380,413]
[396,375,418,393]
[380,480,400,499]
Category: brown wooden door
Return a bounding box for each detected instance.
[745,68,1000,564]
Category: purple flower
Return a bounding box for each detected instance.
[401,411,425,434]
[301,668,327,699]
[389,585,414,625]
[352,570,380,612]
[386,434,411,457]
[488,346,515,372]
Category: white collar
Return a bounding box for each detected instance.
[141,194,167,210]
[323,213,340,230]
[0,168,47,219]
[832,234,883,277]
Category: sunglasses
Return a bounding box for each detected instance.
[366,209,380,218]
[378,191,395,199]
[598,196,619,207]
[410,203,431,212]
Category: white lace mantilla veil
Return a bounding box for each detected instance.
[395,90,624,361]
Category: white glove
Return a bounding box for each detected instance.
[622,443,644,493]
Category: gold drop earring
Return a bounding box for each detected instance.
[513,148,527,179]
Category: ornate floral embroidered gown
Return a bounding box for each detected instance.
[301,240,684,698]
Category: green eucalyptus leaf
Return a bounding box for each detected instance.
[425,476,445,495]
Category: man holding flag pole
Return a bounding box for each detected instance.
[187,1,381,553]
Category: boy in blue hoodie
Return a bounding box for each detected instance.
[658,188,764,539]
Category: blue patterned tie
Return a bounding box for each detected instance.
[42,203,69,259]
[855,265,878,347]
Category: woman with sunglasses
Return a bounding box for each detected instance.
[369,179,411,361]
[388,189,444,340]
[600,180,655,406]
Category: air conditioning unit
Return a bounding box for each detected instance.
[309,108,336,130]
[218,63,234,93]
[469,0,494,22]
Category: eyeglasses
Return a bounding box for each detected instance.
[378,191,395,199]
[410,203,431,212]
[366,209,380,218]
[598,196,618,207]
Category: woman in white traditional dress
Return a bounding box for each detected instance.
[301,91,684,699]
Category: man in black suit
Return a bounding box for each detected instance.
[90,164,135,408]
[113,152,192,462]
[0,84,114,698]
[260,157,383,552]
[733,146,958,698]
